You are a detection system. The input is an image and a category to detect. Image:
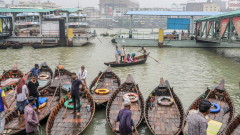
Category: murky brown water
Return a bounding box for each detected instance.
[1,28,240,135]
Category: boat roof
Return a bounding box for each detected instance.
[196,10,240,22]
[125,11,224,16]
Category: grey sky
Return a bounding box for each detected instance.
[5,0,227,8]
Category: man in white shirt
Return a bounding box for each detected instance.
[78,65,87,86]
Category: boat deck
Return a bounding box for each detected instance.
[147,95,181,135]
[49,97,93,135]
[92,78,119,105]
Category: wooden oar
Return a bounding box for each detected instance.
[62,98,70,119]
[43,85,59,116]
[5,97,15,115]
[138,52,159,63]
[91,71,104,92]
[165,80,177,106]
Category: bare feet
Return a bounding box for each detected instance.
[76,112,80,116]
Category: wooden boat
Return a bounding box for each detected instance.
[145,78,184,135]
[104,52,150,67]
[89,66,121,106]
[11,42,23,49]
[31,43,59,49]
[224,114,240,135]
[106,74,144,134]
[183,79,234,134]
[46,88,95,135]
[0,45,8,49]
[0,65,24,88]
[51,65,72,93]
[4,86,61,135]
[28,62,53,91]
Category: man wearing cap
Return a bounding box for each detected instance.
[187,99,211,135]
[69,72,82,116]
[78,65,87,86]
[113,97,138,135]
[24,96,39,135]
[29,64,40,77]
[0,85,10,135]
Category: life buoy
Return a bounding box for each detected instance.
[38,74,49,80]
[34,102,47,110]
[64,99,82,109]
[95,89,110,95]
[157,96,174,106]
[123,93,138,103]
[210,103,221,113]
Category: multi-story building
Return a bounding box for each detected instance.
[99,0,139,18]
[171,3,187,11]
[186,2,203,11]
[212,0,227,11]
[83,7,100,21]
[0,0,5,8]
[228,0,240,11]
[203,2,221,12]
[8,1,61,9]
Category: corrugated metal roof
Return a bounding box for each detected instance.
[196,10,240,22]
[125,11,224,16]
[0,8,53,13]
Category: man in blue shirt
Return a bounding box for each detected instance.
[113,97,138,135]
[69,72,82,116]
[30,64,40,77]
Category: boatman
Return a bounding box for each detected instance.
[138,47,147,58]
[186,99,211,135]
[78,65,87,86]
[29,64,40,78]
[0,85,10,135]
[24,96,39,135]
[113,97,138,135]
[69,72,82,116]
[120,46,126,63]
[27,77,40,113]
[115,46,121,63]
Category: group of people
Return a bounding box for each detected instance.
[115,46,147,63]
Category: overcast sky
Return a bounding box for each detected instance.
[5,0,227,8]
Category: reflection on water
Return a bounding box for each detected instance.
[0,28,240,135]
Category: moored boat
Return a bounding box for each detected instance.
[89,66,121,107]
[183,79,234,134]
[106,74,144,134]
[4,86,61,135]
[46,88,95,135]
[51,65,72,93]
[224,114,240,135]
[145,78,184,135]
[28,62,53,91]
[31,43,59,49]
[104,52,150,67]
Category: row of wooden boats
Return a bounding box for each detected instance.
[0,42,59,50]
[1,64,240,135]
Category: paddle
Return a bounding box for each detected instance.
[91,71,104,92]
[165,80,177,106]
[138,52,159,63]
[96,36,102,43]
[5,97,15,115]
[62,97,70,119]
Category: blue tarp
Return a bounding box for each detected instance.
[167,18,190,30]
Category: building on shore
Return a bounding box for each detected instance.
[186,2,204,11]
[228,0,240,11]
[171,3,187,11]
[203,2,220,12]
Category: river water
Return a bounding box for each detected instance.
[1,28,240,135]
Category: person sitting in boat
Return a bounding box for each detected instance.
[129,52,136,60]
[126,54,133,63]
[113,97,138,135]
[78,65,87,86]
[138,47,147,58]
[15,78,28,122]
[186,99,211,135]
[29,64,40,78]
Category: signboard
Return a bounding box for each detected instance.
[42,21,59,36]
[232,17,240,38]
[167,18,190,30]
[220,18,229,38]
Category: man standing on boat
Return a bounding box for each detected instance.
[120,46,126,63]
[69,72,82,116]
[78,65,87,86]
[24,96,39,135]
[115,46,121,63]
[186,99,211,135]
[138,47,147,58]
[27,77,40,113]
[0,85,10,135]
[113,97,138,135]
[29,64,40,78]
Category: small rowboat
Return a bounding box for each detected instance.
[0,65,24,88]
[4,86,61,135]
[145,78,185,135]
[224,114,240,135]
[89,66,121,106]
[46,88,95,135]
[28,62,53,91]
[183,79,234,134]
[51,65,72,93]
[104,52,150,67]
[106,74,144,134]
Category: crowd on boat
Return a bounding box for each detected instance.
[0,64,239,135]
